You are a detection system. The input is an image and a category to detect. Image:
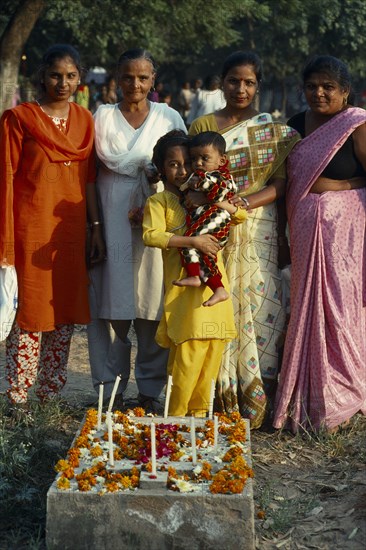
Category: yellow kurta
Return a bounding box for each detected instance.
[142,190,247,348]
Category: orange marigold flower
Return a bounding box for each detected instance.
[67,448,80,468]
[75,435,90,449]
[133,407,145,417]
[90,445,103,457]
[105,481,120,492]
[77,479,92,492]
[62,467,75,480]
[114,448,123,460]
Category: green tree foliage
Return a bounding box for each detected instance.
[249,0,366,79]
[1,0,366,113]
[23,0,267,71]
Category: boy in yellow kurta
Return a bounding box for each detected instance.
[143,130,247,416]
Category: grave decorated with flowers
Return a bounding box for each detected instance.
[46,408,255,548]
[46,379,255,549]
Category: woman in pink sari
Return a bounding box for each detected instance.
[273,56,366,433]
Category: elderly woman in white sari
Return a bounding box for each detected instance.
[88,49,186,412]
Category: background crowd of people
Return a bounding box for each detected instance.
[1,43,365,434]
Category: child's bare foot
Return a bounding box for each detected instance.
[173,276,201,287]
[203,287,229,307]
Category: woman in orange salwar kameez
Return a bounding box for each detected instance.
[0,45,104,413]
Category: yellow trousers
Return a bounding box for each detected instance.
[167,339,225,417]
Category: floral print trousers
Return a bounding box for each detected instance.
[6,323,74,403]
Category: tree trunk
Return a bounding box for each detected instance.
[281,79,287,119]
[0,0,44,114]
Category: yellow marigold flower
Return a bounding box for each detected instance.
[120,476,132,489]
[55,459,70,473]
[57,476,71,490]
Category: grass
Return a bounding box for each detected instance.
[252,413,366,541]
[1,392,365,548]
[0,397,84,549]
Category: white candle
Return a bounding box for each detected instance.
[190,416,197,465]
[164,375,173,418]
[214,415,219,451]
[106,412,115,467]
[97,382,104,431]
[108,374,122,413]
[208,379,215,418]
[150,422,157,476]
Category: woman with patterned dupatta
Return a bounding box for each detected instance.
[189,51,300,428]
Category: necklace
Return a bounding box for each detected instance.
[35,100,71,166]
[35,99,70,120]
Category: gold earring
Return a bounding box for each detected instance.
[343,96,348,105]
[78,80,81,85]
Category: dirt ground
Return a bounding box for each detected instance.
[1,328,365,549]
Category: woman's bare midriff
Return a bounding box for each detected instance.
[309,176,366,194]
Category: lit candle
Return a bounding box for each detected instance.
[150,422,157,476]
[107,411,114,467]
[190,416,197,465]
[208,379,215,418]
[108,374,122,413]
[214,415,219,451]
[97,382,104,430]
[164,375,173,418]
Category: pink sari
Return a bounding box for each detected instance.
[273,107,366,432]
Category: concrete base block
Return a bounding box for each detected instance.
[47,485,254,550]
